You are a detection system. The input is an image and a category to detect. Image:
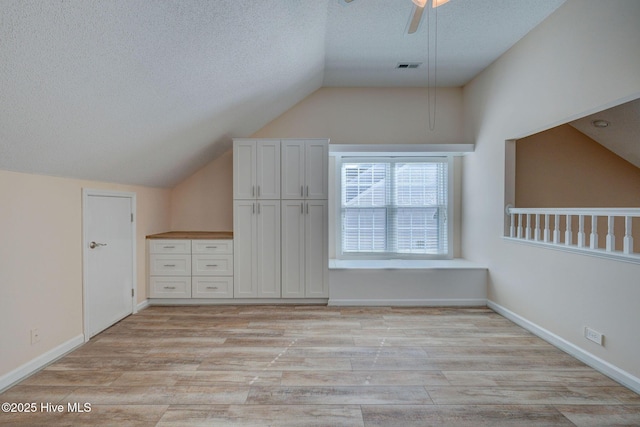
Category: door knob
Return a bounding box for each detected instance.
[89,241,107,249]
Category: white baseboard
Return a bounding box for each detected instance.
[328,298,487,307]
[147,298,329,305]
[0,334,84,393]
[135,299,150,312]
[488,300,640,395]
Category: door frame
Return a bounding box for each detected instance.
[82,188,137,342]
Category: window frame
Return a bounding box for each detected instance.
[335,155,454,260]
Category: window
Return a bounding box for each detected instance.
[338,157,452,259]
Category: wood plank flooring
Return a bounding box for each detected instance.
[1,305,639,426]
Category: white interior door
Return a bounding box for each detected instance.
[83,190,135,339]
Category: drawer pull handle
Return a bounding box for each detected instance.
[163,286,176,290]
[163,246,175,249]
[206,264,218,267]
[206,286,219,290]
[163,264,176,267]
[205,246,217,249]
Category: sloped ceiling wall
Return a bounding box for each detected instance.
[570,98,640,169]
[0,0,328,187]
[0,0,573,188]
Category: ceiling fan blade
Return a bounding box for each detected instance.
[407,5,424,34]
[432,0,451,7]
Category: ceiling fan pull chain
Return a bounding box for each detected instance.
[427,0,438,131]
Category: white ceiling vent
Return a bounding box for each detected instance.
[396,62,421,69]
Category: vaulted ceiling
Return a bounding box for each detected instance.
[1,0,567,187]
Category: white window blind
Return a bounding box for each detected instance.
[340,157,450,258]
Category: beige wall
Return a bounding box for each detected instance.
[0,169,171,378]
[463,0,640,379]
[516,124,640,207]
[254,87,465,144]
[171,149,233,231]
[515,124,640,251]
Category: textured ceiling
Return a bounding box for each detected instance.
[0,0,328,187]
[324,0,566,87]
[1,0,568,187]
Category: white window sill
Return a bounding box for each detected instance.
[328,259,486,270]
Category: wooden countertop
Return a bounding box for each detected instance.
[146,231,233,240]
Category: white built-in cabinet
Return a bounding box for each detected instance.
[233,138,329,300]
[233,200,281,298]
[233,140,280,200]
[281,200,329,298]
[149,239,234,299]
[281,140,328,200]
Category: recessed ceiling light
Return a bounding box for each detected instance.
[591,119,610,128]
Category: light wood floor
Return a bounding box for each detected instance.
[1,305,639,426]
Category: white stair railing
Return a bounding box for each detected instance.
[505,206,640,262]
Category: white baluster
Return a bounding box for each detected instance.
[517,214,523,239]
[565,215,572,246]
[590,215,598,250]
[606,216,615,252]
[577,215,586,248]
[553,214,560,244]
[525,214,531,240]
[544,214,550,243]
[623,216,633,254]
[510,213,515,238]
[534,214,541,241]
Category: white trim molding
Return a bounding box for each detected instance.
[0,334,84,393]
[329,143,474,157]
[329,298,487,307]
[488,300,640,395]
[135,299,150,312]
[148,298,329,305]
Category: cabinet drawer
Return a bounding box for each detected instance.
[192,254,233,276]
[150,277,191,298]
[192,277,233,298]
[150,254,191,276]
[149,240,191,254]
[192,240,233,255]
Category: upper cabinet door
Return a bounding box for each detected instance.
[256,141,280,199]
[233,140,257,199]
[281,140,306,199]
[281,139,328,200]
[305,140,328,199]
[234,140,280,199]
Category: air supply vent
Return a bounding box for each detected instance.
[396,62,421,69]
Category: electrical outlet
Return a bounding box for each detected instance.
[584,327,603,346]
[30,328,40,344]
